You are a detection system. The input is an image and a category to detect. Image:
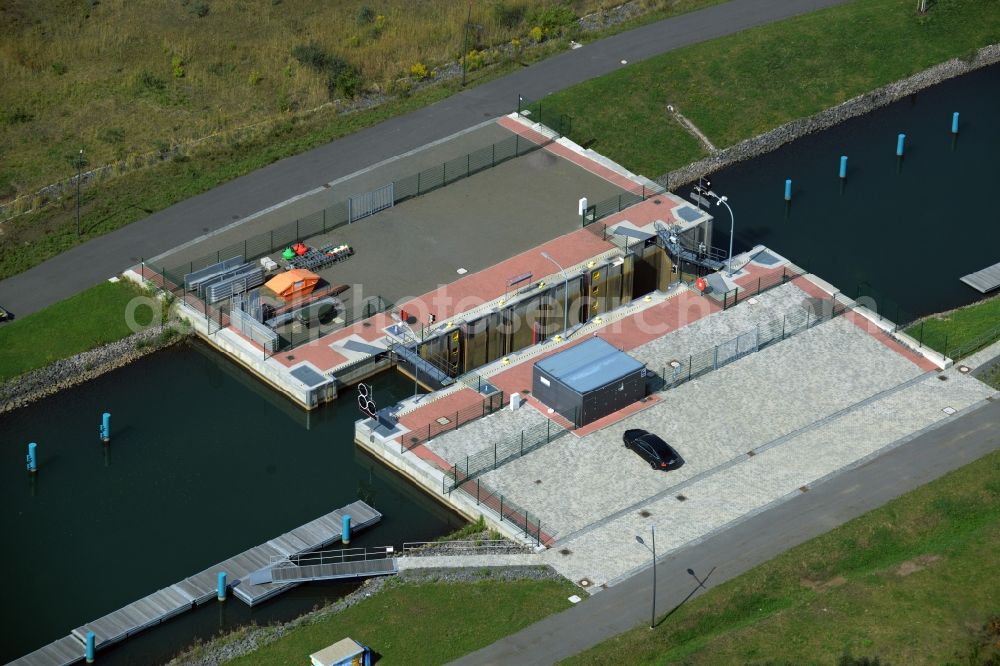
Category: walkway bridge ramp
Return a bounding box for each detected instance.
[247,546,398,585]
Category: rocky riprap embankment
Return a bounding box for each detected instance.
[659,43,1000,190]
[0,324,187,414]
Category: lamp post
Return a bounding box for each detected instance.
[635,525,656,629]
[76,148,84,236]
[703,189,735,277]
[541,251,568,335]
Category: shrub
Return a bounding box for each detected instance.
[135,70,166,93]
[356,5,375,25]
[248,69,262,85]
[171,54,185,78]
[464,49,485,72]
[410,62,429,80]
[492,0,526,29]
[290,42,361,98]
[51,62,68,75]
[189,1,209,17]
[4,108,35,125]
[528,26,543,42]
[291,42,329,70]
[525,4,576,34]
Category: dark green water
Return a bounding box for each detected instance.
[686,64,1000,318]
[0,341,459,664]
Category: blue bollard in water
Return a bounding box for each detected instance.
[85,631,95,663]
[839,156,848,179]
[217,571,227,601]
[100,413,110,443]
[784,179,792,201]
[952,112,960,134]
[896,133,906,157]
[342,514,352,545]
[26,442,37,473]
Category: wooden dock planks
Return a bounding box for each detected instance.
[960,261,1000,293]
[12,501,381,666]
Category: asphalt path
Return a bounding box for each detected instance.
[450,397,1000,665]
[0,0,850,319]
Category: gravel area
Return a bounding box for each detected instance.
[480,315,923,540]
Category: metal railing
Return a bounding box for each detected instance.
[719,265,808,309]
[270,545,395,568]
[582,182,667,227]
[448,474,549,547]
[401,540,530,556]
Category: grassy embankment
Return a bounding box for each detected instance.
[534,0,1000,178]
[0,280,157,382]
[0,0,723,280]
[565,447,1000,665]
[904,293,1000,361]
[216,576,577,666]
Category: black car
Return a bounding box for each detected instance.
[623,429,683,470]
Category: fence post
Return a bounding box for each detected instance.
[476,478,480,505]
[918,321,924,348]
[757,277,762,294]
[269,230,274,252]
[417,171,421,194]
[492,143,495,167]
[515,134,520,155]
[467,154,471,177]
[427,423,431,442]
[494,439,497,470]
[500,495,504,522]
[547,420,551,442]
[782,315,787,339]
[442,163,446,185]
[520,430,524,456]
[455,410,459,431]
[322,208,327,232]
[536,521,541,546]
[524,511,529,536]
[944,333,948,359]
[688,355,693,381]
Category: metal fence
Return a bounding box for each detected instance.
[159,123,564,284]
[272,295,391,353]
[647,297,849,393]
[720,265,808,309]
[449,474,549,547]
[441,419,567,493]
[402,391,508,452]
[582,182,667,227]
[401,540,530,556]
[517,96,572,138]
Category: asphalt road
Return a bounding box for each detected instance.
[450,397,1000,665]
[0,0,849,319]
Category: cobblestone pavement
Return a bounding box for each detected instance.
[424,401,549,465]
[542,365,995,588]
[397,554,543,570]
[480,315,924,540]
[625,281,815,370]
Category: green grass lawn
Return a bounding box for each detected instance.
[563,448,1000,666]
[536,0,1000,178]
[0,280,155,382]
[904,294,1000,359]
[226,577,577,666]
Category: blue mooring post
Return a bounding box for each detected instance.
[100,413,110,443]
[85,631,95,663]
[26,442,37,473]
[784,179,792,201]
[217,571,227,601]
[839,155,848,179]
[952,112,960,134]
[342,514,352,545]
[896,133,906,157]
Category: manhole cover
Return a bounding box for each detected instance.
[942,406,957,415]
[958,365,970,374]
[362,321,372,327]
[653,199,662,205]
[559,548,572,556]
[799,485,810,493]
[436,417,451,425]
[676,494,687,502]
[747,450,756,457]
[286,355,295,361]
[639,510,651,517]
[578,578,592,588]
[937,375,948,381]
[669,360,681,368]
[534,479,542,485]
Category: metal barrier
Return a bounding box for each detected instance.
[401,540,530,556]
[349,183,394,222]
[402,391,507,452]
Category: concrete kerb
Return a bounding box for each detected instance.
[602,387,999,591]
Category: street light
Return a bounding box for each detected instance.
[635,525,656,629]
[76,148,84,236]
[540,251,568,335]
[704,192,735,277]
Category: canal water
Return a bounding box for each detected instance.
[0,341,460,665]
[685,63,1000,319]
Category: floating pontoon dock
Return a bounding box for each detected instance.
[960,261,1000,293]
[11,501,381,666]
